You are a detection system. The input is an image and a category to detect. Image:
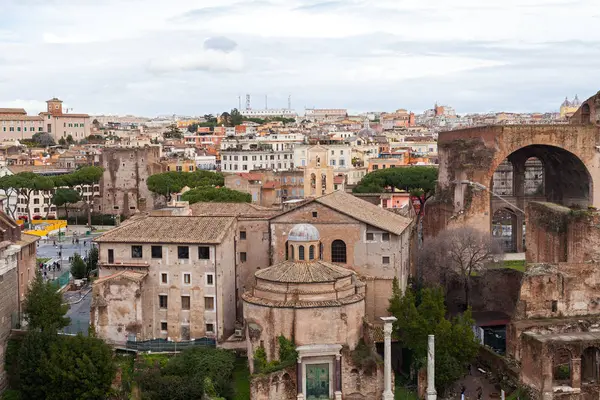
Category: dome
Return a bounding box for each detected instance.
[561,97,571,107]
[572,95,581,106]
[288,223,320,242]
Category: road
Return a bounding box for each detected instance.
[37,235,99,280]
[63,289,92,336]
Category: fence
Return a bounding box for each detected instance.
[50,271,71,289]
[125,337,216,352]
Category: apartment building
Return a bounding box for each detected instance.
[293,143,352,170]
[40,98,91,141]
[92,214,237,343]
[304,108,347,122]
[0,108,44,142]
[221,148,294,172]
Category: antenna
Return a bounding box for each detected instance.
[238,96,241,110]
[265,95,268,110]
[245,94,251,110]
[288,95,291,110]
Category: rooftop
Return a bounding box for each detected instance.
[255,259,353,283]
[94,215,236,244]
[313,190,413,236]
[189,202,279,218]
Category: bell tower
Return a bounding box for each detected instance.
[46,98,63,115]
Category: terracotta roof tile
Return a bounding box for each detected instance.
[256,259,354,283]
[315,191,412,236]
[94,215,235,244]
[0,108,26,115]
[189,202,280,217]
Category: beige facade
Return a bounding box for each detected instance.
[41,98,90,141]
[0,108,44,142]
[302,145,335,197]
[96,146,165,216]
[93,215,238,344]
[270,191,413,321]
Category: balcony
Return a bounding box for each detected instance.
[100,260,151,270]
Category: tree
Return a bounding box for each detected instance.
[65,135,74,145]
[353,166,437,220]
[388,280,479,394]
[230,108,243,126]
[419,227,501,309]
[31,132,55,147]
[70,166,103,227]
[181,187,251,204]
[70,253,87,279]
[203,114,217,124]
[147,171,224,202]
[187,123,199,133]
[52,188,81,219]
[0,174,20,219]
[163,124,183,139]
[86,246,98,277]
[58,138,66,146]
[23,271,70,333]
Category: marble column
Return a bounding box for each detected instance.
[297,358,304,400]
[381,316,397,400]
[335,354,342,400]
[571,357,582,389]
[426,335,437,400]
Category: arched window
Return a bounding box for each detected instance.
[331,240,347,263]
[309,245,315,260]
[290,245,295,261]
[285,241,289,260]
[299,245,305,261]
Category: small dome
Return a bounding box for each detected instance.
[288,223,320,242]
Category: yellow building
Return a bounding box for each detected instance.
[164,160,196,172]
[560,95,581,118]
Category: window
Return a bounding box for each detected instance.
[331,240,347,263]
[205,273,214,286]
[181,296,190,310]
[382,233,390,241]
[151,246,162,258]
[204,296,215,311]
[159,295,168,309]
[198,246,210,259]
[161,273,168,284]
[178,246,189,259]
[183,273,191,285]
[107,248,114,264]
[312,211,318,218]
[240,252,247,262]
[240,231,246,240]
[309,245,315,260]
[382,256,390,264]
[552,300,558,312]
[205,323,214,333]
[299,245,305,261]
[366,233,374,241]
[131,245,143,258]
[161,322,168,332]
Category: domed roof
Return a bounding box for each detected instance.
[255,259,353,283]
[288,223,320,241]
[561,97,571,107]
[572,95,581,106]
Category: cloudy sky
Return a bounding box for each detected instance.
[1,0,599,117]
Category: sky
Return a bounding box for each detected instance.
[1,0,599,117]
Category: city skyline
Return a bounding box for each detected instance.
[1,0,599,116]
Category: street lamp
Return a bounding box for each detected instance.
[459,180,525,214]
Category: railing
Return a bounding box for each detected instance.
[123,337,216,352]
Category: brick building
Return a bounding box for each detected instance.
[96,146,165,216]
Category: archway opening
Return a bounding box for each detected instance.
[582,347,600,384]
[492,208,519,253]
[553,348,572,386]
[489,145,592,252]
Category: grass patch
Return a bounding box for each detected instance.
[139,353,171,368]
[36,257,50,265]
[395,385,419,400]
[233,358,251,400]
[502,260,526,272]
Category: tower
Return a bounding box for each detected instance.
[288,95,291,110]
[46,98,63,115]
[246,94,251,110]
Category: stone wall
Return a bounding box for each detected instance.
[250,367,296,400]
[0,268,18,391]
[340,351,385,399]
[97,146,165,216]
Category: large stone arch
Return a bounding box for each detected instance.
[433,124,600,237]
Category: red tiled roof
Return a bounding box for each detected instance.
[333,175,344,184]
[238,172,262,181]
[263,181,281,189]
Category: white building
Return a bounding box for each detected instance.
[221,149,294,172]
[293,143,352,170]
[304,108,347,122]
[240,109,297,118]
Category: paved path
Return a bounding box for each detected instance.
[502,252,526,261]
[63,288,91,336]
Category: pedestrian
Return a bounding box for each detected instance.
[477,386,483,400]
[461,385,466,400]
[43,271,47,279]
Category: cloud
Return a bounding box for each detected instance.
[0,100,50,114]
[147,49,244,73]
[204,36,238,53]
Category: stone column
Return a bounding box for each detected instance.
[381,316,397,400]
[297,358,304,400]
[571,358,582,389]
[426,335,437,400]
[335,354,342,400]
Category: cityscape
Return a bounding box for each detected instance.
[2,1,600,400]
